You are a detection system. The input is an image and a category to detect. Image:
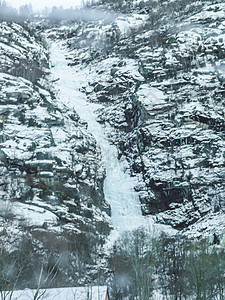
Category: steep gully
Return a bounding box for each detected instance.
[50,42,172,236]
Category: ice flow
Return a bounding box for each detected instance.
[50,42,145,232]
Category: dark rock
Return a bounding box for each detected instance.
[0,149,8,166]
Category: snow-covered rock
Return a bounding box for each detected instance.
[60,0,225,236]
[0,20,110,288]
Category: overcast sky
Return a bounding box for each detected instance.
[6,0,83,11]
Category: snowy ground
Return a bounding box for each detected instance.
[8,286,108,300]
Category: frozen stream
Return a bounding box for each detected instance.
[50,42,146,233]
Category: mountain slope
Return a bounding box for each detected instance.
[57,0,225,235]
[0,21,110,288]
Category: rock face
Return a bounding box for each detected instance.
[60,0,225,233]
[0,21,110,287]
[0,22,49,82]
[0,72,107,225]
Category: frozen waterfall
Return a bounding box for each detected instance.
[50,42,146,232]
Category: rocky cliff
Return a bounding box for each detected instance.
[58,0,225,235]
[0,21,110,287]
[1,0,225,290]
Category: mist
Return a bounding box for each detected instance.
[48,6,119,23]
[0,0,18,21]
[4,0,83,11]
[0,0,118,23]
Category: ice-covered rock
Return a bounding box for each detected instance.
[0,21,110,287]
[61,0,225,235]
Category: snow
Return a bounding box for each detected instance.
[0,23,47,62]
[50,42,146,233]
[51,127,68,142]
[50,41,177,241]
[115,59,145,81]
[137,84,166,107]
[8,286,108,300]
[0,42,22,56]
[115,14,148,38]
[184,211,225,239]
[190,3,225,22]
[152,290,164,300]
[80,56,144,84]
[13,202,58,227]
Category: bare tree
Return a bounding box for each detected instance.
[109,228,156,299]
[0,246,23,300]
[32,256,60,300]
